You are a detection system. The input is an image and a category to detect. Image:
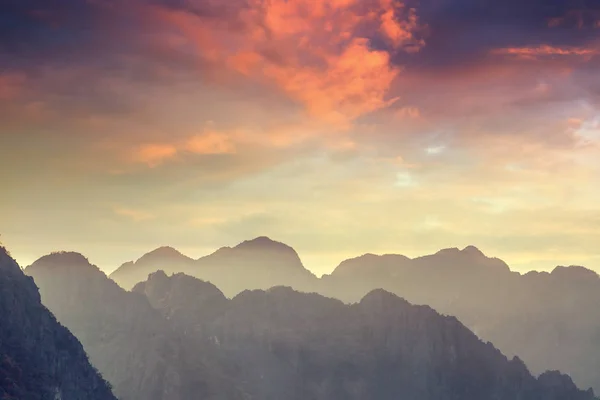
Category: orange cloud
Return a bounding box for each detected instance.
[492,45,599,60]
[132,143,178,167]
[263,38,401,128]
[151,0,425,128]
[129,128,239,168]
[379,1,424,51]
[185,131,236,155]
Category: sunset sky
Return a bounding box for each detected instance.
[1,0,600,275]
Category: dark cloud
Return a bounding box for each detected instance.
[1,0,598,123]
[393,0,600,70]
[3,0,598,69]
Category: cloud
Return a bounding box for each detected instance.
[491,45,600,60]
[394,106,421,119]
[4,0,600,275]
[185,131,236,155]
[151,0,426,128]
[130,132,235,168]
[547,9,600,29]
[132,143,178,167]
[262,38,402,128]
[379,1,424,51]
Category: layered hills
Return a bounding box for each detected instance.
[25,247,597,400]
[0,246,116,400]
[110,237,317,295]
[25,251,243,400]
[108,238,600,393]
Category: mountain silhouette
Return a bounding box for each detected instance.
[110,236,318,296]
[321,246,600,393]
[0,247,116,400]
[108,238,600,393]
[110,246,194,290]
[25,243,599,400]
[25,252,243,400]
[132,271,597,400]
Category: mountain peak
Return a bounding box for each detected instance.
[550,265,599,282]
[235,236,293,251]
[137,246,188,262]
[231,236,303,266]
[461,245,485,257]
[359,288,411,309]
[134,271,226,310]
[0,246,20,274]
[110,246,195,290]
[433,246,487,259]
[435,247,461,256]
[27,251,99,273]
[34,251,91,265]
[329,253,412,279]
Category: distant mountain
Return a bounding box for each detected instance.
[110,236,318,296]
[321,246,600,393]
[0,246,116,400]
[25,252,243,400]
[132,271,596,400]
[110,246,194,290]
[108,239,600,393]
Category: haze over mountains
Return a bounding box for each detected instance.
[0,247,116,400]
[24,249,596,400]
[25,252,242,400]
[110,237,317,294]
[108,236,600,393]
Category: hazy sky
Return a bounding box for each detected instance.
[1,0,600,275]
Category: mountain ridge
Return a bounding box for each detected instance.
[30,237,600,394]
[25,252,245,400]
[111,239,592,283]
[0,246,117,400]
[132,270,598,400]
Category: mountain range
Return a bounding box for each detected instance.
[24,250,596,400]
[110,237,317,294]
[24,251,243,400]
[0,246,116,400]
[107,237,600,393]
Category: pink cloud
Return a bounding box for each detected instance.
[185,131,236,155]
[150,0,426,128]
[379,1,424,50]
[394,106,421,120]
[0,73,27,101]
[132,143,178,167]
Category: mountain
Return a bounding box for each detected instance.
[110,246,194,291]
[320,246,600,393]
[0,246,116,400]
[25,252,243,400]
[110,236,318,296]
[133,271,596,400]
[109,239,600,393]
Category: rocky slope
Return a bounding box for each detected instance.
[109,238,600,393]
[25,252,243,400]
[132,271,597,400]
[320,246,600,393]
[0,246,116,400]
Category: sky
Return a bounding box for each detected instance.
[1,0,600,275]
